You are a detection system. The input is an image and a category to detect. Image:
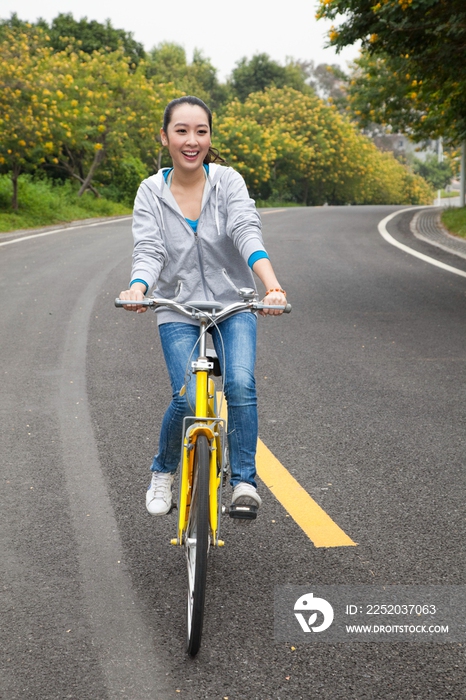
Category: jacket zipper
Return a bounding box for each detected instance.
[192,220,212,300]
[157,186,214,300]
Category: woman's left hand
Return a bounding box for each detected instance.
[260,290,287,316]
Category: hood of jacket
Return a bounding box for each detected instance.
[141,162,226,236]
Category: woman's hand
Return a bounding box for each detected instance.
[119,284,147,313]
[260,289,287,316]
[251,258,287,316]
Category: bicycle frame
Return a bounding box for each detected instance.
[176,311,226,547]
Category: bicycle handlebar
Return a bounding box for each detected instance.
[114,296,291,320]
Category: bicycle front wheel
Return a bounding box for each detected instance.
[185,434,210,656]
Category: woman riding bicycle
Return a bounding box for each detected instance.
[119,96,286,517]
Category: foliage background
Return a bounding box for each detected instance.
[0,10,438,230]
[316,0,466,144]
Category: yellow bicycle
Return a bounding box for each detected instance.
[116,288,291,656]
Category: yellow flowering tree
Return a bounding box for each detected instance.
[0,24,179,207]
[0,26,62,209]
[216,86,432,204]
[215,109,275,193]
[0,21,432,209]
[48,47,178,196]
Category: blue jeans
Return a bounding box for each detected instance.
[151,312,258,488]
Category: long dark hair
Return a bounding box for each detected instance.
[162,96,226,164]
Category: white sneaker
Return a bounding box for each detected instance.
[146,472,175,515]
[231,482,262,509]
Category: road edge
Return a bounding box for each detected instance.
[378,207,466,279]
[0,214,132,246]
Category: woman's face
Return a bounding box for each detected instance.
[161,104,211,173]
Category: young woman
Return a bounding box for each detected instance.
[119,96,287,517]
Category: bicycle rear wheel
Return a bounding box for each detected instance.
[186,434,210,656]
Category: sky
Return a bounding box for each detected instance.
[1,0,360,80]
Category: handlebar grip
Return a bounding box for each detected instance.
[114,298,153,307]
[254,302,292,313]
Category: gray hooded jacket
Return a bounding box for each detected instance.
[130,163,268,325]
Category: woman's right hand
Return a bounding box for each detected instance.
[119,284,147,313]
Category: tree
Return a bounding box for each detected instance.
[347,51,422,133]
[215,110,275,196]
[229,53,310,102]
[1,12,146,67]
[189,49,230,111]
[48,13,145,64]
[216,86,432,205]
[299,60,349,113]
[0,23,177,206]
[317,0,465,79]
[347,48,465,145]
[317,0,466,142]
[145,42,229,111]
[0,12,47,34]
[412,154,453,191]
[0,26,62,209]
[146,42,187,84]
[51,48,176,196]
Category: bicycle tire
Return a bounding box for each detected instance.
[186,434,210,656]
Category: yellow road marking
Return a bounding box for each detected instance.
[217,393,357,548]
[256,440,357,548]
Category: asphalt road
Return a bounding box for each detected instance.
[1,206,465,700]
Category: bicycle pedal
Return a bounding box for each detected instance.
[228,503,258,520]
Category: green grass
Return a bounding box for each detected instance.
[0,174,131,233]
[0,175,303,233]
[440,189,461,199]
[441,206,466,239]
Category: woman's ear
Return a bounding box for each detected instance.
[160,129,168,147]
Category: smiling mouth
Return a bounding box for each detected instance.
[182,151,199,158]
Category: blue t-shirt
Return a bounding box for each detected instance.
[185,217,199,233]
